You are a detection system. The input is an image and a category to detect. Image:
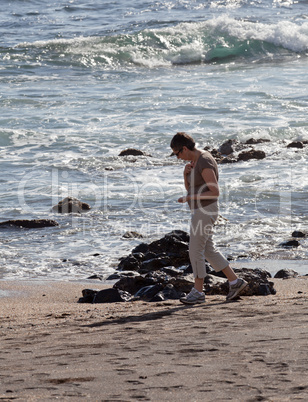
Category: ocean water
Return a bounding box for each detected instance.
[0,0,307,280]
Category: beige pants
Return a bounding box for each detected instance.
[189,202,229,278]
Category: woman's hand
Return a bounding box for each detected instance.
[184,162,194,176]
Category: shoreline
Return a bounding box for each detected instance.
[1,258,307,286]
[1,277,308,400]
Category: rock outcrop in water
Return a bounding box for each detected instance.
[118,148,149,157]
[78,230,278,303]
[0,219,59,229]
[52,197,91,213]
[207,139,267,163]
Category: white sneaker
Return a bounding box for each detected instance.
[226,278,248,301]
[180,288,205,305]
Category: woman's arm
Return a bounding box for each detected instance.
[178,168,219,203]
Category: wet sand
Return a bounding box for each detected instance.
[0,277,308,401]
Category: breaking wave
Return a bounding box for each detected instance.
[6,16,308,69]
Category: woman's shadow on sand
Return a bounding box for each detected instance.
[82,299,234,328]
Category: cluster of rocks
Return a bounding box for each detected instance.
[206,137,307,164]
[78,230,302,304]
[116,136,307,164]
[280,230,307,249]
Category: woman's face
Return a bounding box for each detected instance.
[172,146,189,160]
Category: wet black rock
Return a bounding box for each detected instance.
[237,149,266,161]
[78,288,132,303]
[245,138,270,144]
[118,255,141,272]
[118,230,190,272]
[219,156,238,164]
[114,274,158,295]
[139,256,172,274]
[219,139,236,155]
[78,289,98,303]
[292,230,306,238]
[274,268,299,279]
[133,284,164,302]
[287,141,304,149]
[93,288,132,303]
[205,147,223,162]
[118,149,148,156]
[0,219,59,229]
[122,231,144,239]
[87,274,103,280]
[52,197,91,213]
[280,239,300,248]
[150,284,184,302]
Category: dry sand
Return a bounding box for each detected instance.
[0,277,308,401]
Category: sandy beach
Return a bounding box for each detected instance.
[0,277,307,401]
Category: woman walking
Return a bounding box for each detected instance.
[170,132,248,304]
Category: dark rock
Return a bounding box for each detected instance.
[139,256,172,274]
[219,139,236,155]
[287,141,303,149]
[169,275,195,293]
[245,138,270,144]
[148,236,189,259]
[160,266,184,277]
[207,148,223,162]
[234,268,275,296]
[132,243,150,254]
[280,240,300,248]
[122,231,144,239]
[292,230,306,238]
[78,288,98,303]
[52,197,91,213]
[114,270,171,296]
[118,149,147,157]
[150,284,184,302]
[219,156,238,164]
[203,274,228,295]
[141,251,157,261]
[274,268,299,279]
[181,264,193,274]
[0,219,59,229]
[113,275,155,295]
[117,230,190,273]
[105,273,122,280]
[237,149,266,161]
[258,283,272,295]
[204,268,276,297]
[132,252,146,261]
[106,271,139,281]
[133,284,164,301]
[93,288,132,303]
[87,274,103,280]
[118,255,141,271]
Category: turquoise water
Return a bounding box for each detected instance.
[0,0,307,279]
